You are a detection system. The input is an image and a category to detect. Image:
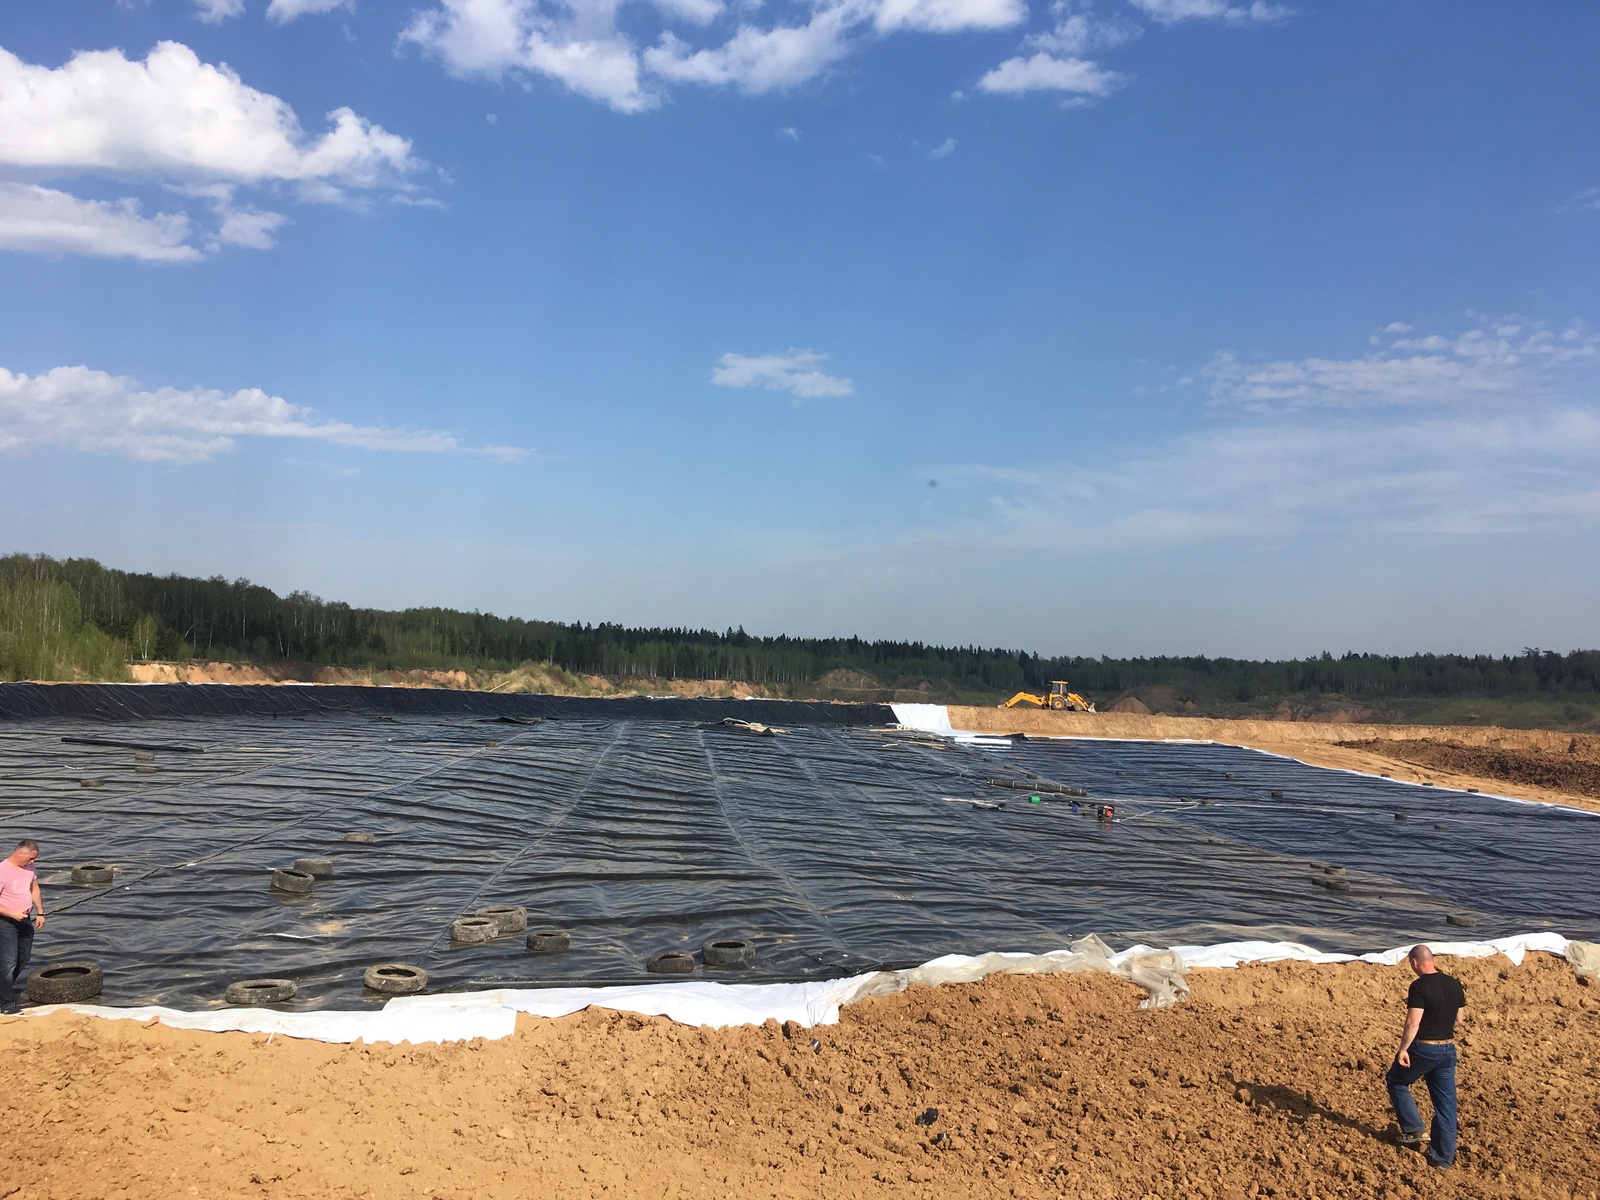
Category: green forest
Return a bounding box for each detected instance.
[3,553,1598,718]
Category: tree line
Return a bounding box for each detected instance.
[2,552,1597,701]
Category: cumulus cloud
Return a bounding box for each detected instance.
[871,0,1026,34]
[1206,318,1599,410]
[0,43,417,189]
[0,365,528,464]
[649,0,724,24]
[402,0,655,112]
[930,137,956,158]
[399,0,1136,111]
[266,0,354,20]
[978,53,1123,96]
[1126,0,1288,23]
[1027,10,1143,55]
[0,183,199,262]
[645,8,857,95]
[193,0,246,23]
[0,41,423,259]
[712,350,854,400]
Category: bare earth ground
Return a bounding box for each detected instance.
[949,708,1600,815]
[1,955,1596,1200]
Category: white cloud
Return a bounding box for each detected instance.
[1126,0,1288,23]
[649,0,724,25]
[0,365,529,464]
[872,0,1026,34]
[0,183,199,262]
[0,42,419,190]
[977,53,1123,96]
[927,314,1600,552]
[930,137,955,158]
[1026,11,1142,56]
[646,8,857,95]
[0,41,423,260]
[266,0,354,20]
[193,0,246,23]
[1559,185,1600,213]
[949,406,1600,551]
[712,350,854,400]
[1206,317,1599,410]
[213,203,289,249]
[397,0,1139,111]
[402,0,655,113]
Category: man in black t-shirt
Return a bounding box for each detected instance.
[1385,944,1467,1168]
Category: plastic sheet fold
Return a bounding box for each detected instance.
[3,689,1596,1016]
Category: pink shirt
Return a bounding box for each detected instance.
[0,861,35,914]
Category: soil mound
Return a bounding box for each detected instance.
[1107,695,1152,714]
[1,953,1594,1200]
[1336,737,1600,799]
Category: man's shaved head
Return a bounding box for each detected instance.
[1408,945,1434,965]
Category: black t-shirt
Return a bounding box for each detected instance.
[1407,971,1466,1041]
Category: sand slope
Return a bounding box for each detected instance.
[1,954,1595,1200]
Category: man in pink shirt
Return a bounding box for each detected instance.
[0,840,45,1014]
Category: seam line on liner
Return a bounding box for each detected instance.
[412,720,631,961]
[45,723,545,918]
[694,726,853,960]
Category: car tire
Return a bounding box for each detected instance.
[26,962,104,1005]
[477,905,527,936]
[364,964,428,994]
[224,978,296,1005]
[702,938,755,967]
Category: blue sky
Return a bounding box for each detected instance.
[1,0,1597,657]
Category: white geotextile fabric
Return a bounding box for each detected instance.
[29,931,1588,1046]
[890,703,954,735]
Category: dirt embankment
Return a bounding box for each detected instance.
[127,663,481,689]
[0,955,1594,1200]
[949,707,1600,814]
[123,661,782,699]
[1336,738,1600,801]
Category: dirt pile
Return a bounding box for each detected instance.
[1107,695,1152,714]
[1,954,1594,1200]
[1336,738,1600,799]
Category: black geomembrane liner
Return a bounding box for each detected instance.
[1,685,1594,1012]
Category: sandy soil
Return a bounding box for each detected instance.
[0,954,1594,1200]
[948,708,1600,815]
[1335,738,1600,801]
[126,663,481,690]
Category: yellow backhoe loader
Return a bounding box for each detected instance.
[1003,681,1096,712]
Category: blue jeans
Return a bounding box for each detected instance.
[0,916,33,1006]
[1387,1042,1457,1167]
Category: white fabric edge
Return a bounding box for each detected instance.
[890,703,953,735]
[23,932,1584,1046]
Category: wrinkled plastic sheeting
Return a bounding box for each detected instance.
[839,934,1189,1012]
[993,734,1600,945]
[0,682,895,727]
[11,690,1599,1010]
[1568,940,1600,981]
